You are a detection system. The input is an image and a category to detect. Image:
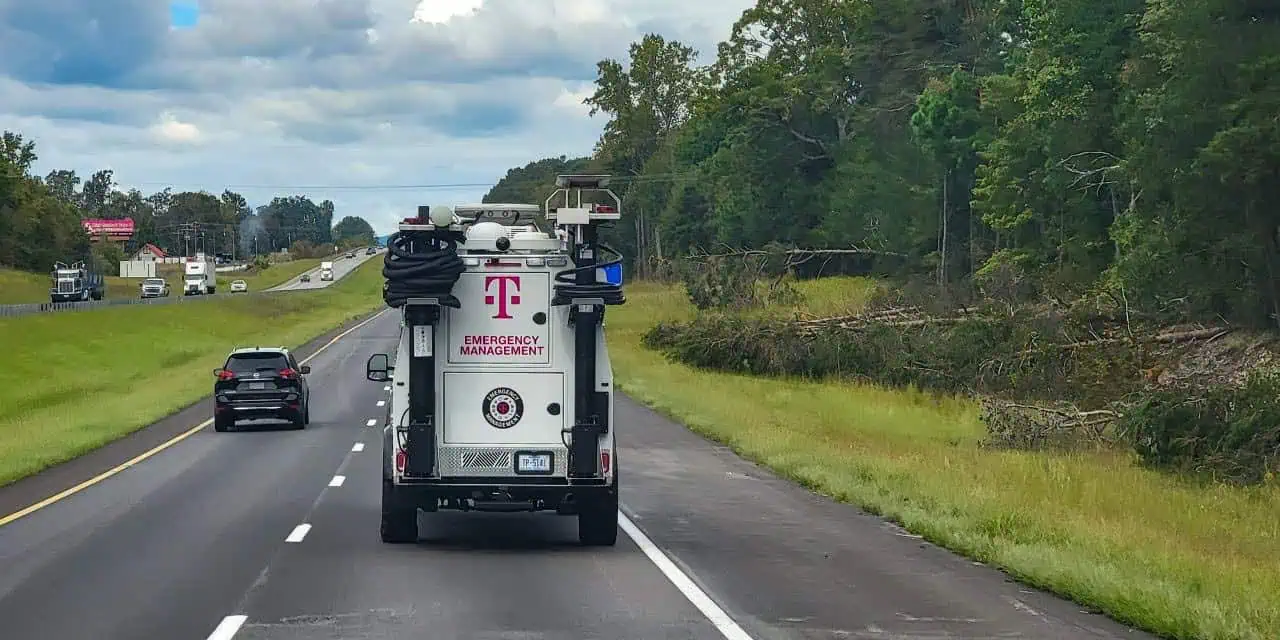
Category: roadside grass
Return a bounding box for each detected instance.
[0,258,385,487]
[221,258,321,291]
[0,259,324,304]
[612,278,1280,640]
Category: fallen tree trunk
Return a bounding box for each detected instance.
[1033,327,1230,353]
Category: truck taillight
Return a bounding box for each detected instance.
[600,451,611,475]
[395,448,406,473]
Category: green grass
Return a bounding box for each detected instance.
[613,278,1280,640]
[219,258,321,291]
[0,259,326,304]
[0,258,385,487]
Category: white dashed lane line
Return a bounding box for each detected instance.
[206,615,247,640]
[285,524,311,543]
[328,475,346,487]
[366,418,377,427]
[384,385,390,391]
[376,400,385,407]
[352,442,364,452]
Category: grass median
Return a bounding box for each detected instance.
[0,259,322,304]
[611,278,1280,640]
[0,257,386,487]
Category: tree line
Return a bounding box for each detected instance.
[0,131,377,273]
[485,0,1279,328]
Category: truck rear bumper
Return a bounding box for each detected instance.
[391,477,613,513]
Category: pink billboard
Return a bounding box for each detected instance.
[82,218,135,240]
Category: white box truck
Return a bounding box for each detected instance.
[183,255,216,295]
[364,175,624,546]
[320,261,334,281]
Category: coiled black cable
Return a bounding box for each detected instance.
[551,244,626,306]
[381,229,466,308]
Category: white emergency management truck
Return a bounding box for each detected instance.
[365,175,625,545]
[319,261,334,281]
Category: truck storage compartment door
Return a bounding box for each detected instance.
[446,271,551,366]
[442,372,564,445]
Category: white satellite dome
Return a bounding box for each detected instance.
[464,221,509,251]
[428,204,455,227]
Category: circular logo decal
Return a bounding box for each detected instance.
[483,387,523,429]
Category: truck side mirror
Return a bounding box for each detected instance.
[366,353,392,382]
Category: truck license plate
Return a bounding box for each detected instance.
[249,382,265,390]
[515,452,552,474]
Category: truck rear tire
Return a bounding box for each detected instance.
[578,488,619,546]
[380,480,417,543]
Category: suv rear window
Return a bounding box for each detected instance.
[225,352,289,374]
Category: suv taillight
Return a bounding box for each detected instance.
[278,368,298,379]
[217,370,235,381]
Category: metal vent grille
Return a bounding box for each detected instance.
[462,448,508,468]
[438,445,569,477]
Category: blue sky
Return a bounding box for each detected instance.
[170,2,198,28]
[0,0,752,234]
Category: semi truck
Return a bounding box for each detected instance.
[49,261,105,303]
[319,261,334,281]
[365,175,625,546]
[183,254,216,295]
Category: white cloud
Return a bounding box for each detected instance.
[0,0,756,234]
[412,0,484,23]
[150,112,202,144]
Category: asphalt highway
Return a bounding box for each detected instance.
[0,310,1155,640]
[267,248,381,292]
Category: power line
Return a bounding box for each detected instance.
[0,172,696,191]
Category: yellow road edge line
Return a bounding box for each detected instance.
[0,308,389,528]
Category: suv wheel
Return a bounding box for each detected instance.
[214,414,232,432]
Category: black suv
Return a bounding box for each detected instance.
[213,347,311,432]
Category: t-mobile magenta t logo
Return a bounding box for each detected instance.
[484,275,521,319]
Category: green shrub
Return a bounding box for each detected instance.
[1116,370,1280,484]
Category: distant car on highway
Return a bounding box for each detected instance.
[345,251,355,259]
[213,346,311,432]
[366,247,376,255]
[139,277,170,298]
[230,280,248,293]
[300,273,311,283]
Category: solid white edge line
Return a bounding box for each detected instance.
[618,513,754,640]
[206,614,247,640]
[351,442,364,452]
[366,419,377,427]
[328,475,345,487]
[285,523,311,543]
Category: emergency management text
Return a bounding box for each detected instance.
[461,335,545,357]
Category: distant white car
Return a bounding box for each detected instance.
[230,280,248,293]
